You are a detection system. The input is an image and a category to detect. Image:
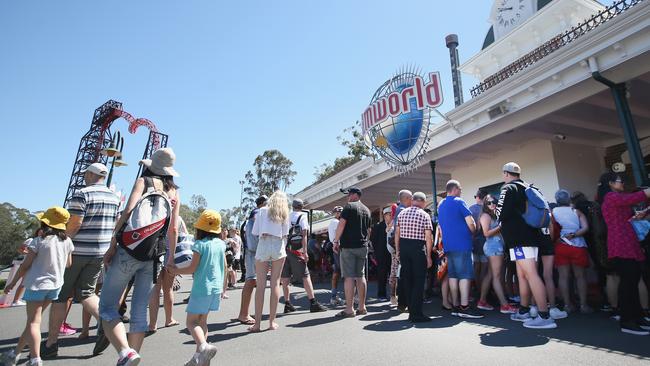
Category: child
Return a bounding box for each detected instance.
[2,207,74,366]
[168,209,227,366]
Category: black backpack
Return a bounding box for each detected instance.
[287,214,305,251]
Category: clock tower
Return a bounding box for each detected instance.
[490,0,537,40]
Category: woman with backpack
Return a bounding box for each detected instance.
[248,190,290,332]
[99,147,181,365]
[598,172,650,335]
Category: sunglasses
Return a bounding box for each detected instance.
[487,200,497,205]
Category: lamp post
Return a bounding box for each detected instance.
[102,131,128,188]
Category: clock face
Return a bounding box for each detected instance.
[496,0,527,29]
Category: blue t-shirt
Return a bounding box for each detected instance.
[191,238,226,297]
[438,196,473,252]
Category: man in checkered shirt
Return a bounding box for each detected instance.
[395,191,433,323]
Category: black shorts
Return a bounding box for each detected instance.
[539,236,554,257]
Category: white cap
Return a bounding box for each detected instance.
[382,206,392,214]
[81,163,108,177]
[413,192,427,201]
[502,162,521,174]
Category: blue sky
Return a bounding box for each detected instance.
[1,0,495,212]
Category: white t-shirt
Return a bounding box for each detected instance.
[231,235,243,259]
[328,218,339,243]
[252,207,290,238]
[290,211,309,233]
[22,235,74,291]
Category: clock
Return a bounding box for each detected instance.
[491,0,535,40]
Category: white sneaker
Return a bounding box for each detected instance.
[28,358,43,366]
[511,312,532,322]
[390,296,398,306]
[523,316,557,329]
[183,355,199,366]
[11,300,26,307]
[529,305,538,318]
[197,344,217,365]
[550,307,568,320]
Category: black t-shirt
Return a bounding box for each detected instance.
[340,201,372,248]
[495,179,544,249]
[371,221,389,258]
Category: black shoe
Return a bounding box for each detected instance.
[621,322,650,335]
[410,315,432,323]
[237,278,246,283]
[93,328,110,355]
[284,302,296,314]
[41,341,58,359]
[309,301,327,313]
[456,306,484,319]
[397,305,408,313]
[183,296,190,304]
[638,318,650,331]
[121,315,130,323]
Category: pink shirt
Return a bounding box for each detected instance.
[601,191,647,261]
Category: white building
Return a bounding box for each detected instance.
[296,0,650,213]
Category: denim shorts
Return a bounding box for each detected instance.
[99,248,155,333]
[483,239,504,257]
[255,235,286,262]
[186,293,222,314]
[23,288,61,302]
[446,250,474,280]
[244,250,257,281]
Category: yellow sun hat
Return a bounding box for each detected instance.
[194,209,222,234]
[40,207,70,230]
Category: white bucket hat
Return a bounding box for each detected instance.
[139,147,179,177]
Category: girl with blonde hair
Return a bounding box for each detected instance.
[249,191,290,332]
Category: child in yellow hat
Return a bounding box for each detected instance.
[168,209,227,366]
[3,207,74,366]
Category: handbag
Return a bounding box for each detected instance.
[631,219,650,241]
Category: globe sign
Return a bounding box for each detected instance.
[362,69,443,172]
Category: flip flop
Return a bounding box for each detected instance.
[335,310,355,318]
[238,318,255,325]
[165,321,180,328]
[356,309,368,316]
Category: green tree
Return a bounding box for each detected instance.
[314,121,375,183]
[179,203,199,233]
[242,150,297,209]
[0,203,40,265]
[219,206,246,230]
[190,194,208,212]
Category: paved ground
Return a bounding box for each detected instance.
[1,276,649,366]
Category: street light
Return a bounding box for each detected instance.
[102,131,126,187]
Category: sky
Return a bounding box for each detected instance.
[0,0,497,212]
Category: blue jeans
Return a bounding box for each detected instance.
[99,247,155,333]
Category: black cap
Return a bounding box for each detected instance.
[474,189,488,200]
[255,195,268,206]
[340,186,362,196]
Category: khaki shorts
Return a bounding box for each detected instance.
[340,247,368,278]
[56,255,103,302]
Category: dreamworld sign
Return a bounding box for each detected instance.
[361,69,443,172]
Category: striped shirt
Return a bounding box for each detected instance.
[397,206,433,242]
[67,183,120,257]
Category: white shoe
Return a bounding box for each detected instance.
[529,305,538,318]
[390,296,398,306]
[510,312,532,322]
[11,300,26,307]
[197,344,217,365]
[550,307,568,320]
[184,355,199,366]
[523,316,557,329]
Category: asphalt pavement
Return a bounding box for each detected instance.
[0,276,649,366]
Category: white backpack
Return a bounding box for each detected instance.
[117,177,172,266]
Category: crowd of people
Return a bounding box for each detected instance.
[3,149,650,366]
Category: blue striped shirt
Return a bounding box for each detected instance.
[67,183,120,257]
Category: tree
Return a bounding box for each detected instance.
[242,150,297,209]
[190,194,208,212]
[179,203,199,234]
[314,121,375,183]
[0,203,40,265]
[219,206,246,230]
